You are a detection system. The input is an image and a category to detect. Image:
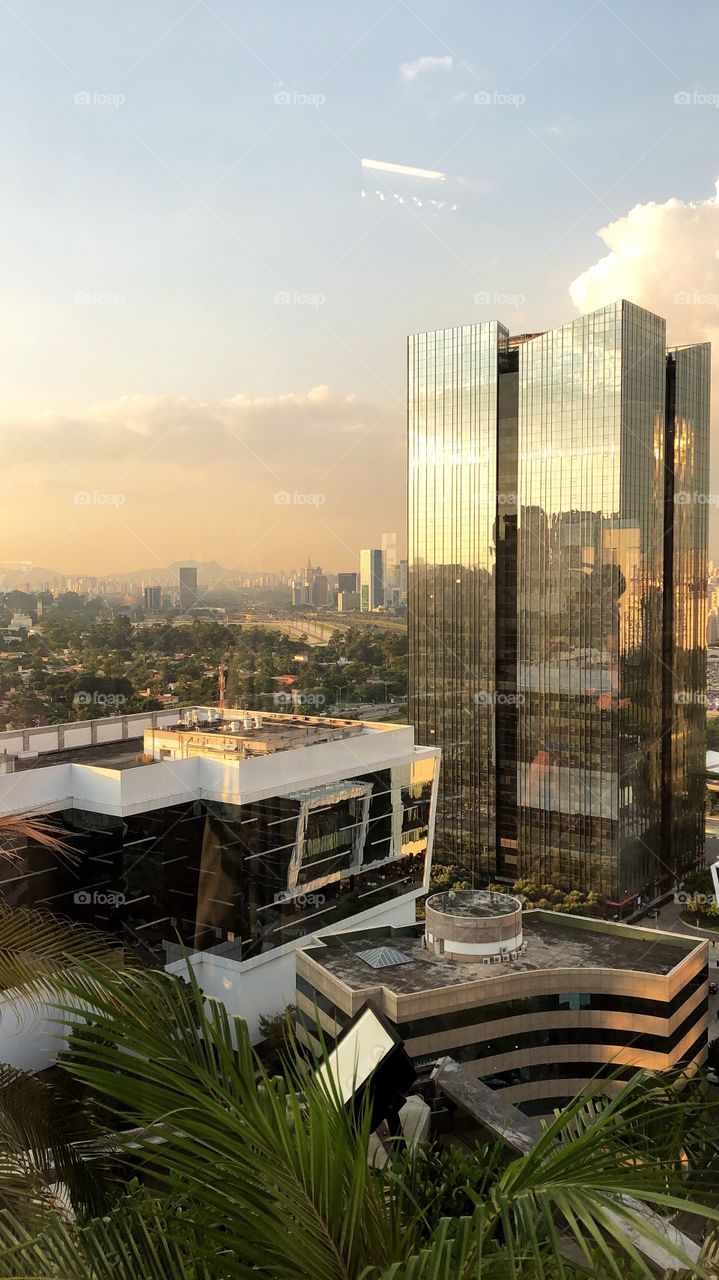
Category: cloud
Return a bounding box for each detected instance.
[569,177,719,553]
[0,388,405,573]
[569,179,719,341]
[399,55,453,82]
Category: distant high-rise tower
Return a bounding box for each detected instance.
[408,302,709,910]
[311,574,328,607]
[382,531,398,596]
[144,586,161,612]
[179,566,198,612]
[360,549,384,612]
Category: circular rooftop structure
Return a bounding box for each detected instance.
[425,890,524,963]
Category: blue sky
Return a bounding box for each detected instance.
[1,0,718,572]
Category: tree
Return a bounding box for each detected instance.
[2,962,716,1278]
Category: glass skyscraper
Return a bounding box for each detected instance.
[408,301,709,909]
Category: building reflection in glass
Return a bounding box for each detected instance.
[409,303,709,908]
[0,757,436,962]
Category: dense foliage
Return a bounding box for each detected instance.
[0,962,713,1279]
[0,595,408,728]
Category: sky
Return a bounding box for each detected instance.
[1,0,719,577]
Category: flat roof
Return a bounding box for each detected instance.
[427,889,520,918]
[302,913,699,995]
[12,739,146,772]
[0,707,397,774]
[148,714,364,754]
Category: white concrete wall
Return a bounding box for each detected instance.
[167,892,420,1042]
[0,989,78,1071]
[0,721,435,822]
[0,763,73,817]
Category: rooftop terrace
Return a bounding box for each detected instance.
[303,913,699,995]
[145,711,365,761]
[0,706,389,773]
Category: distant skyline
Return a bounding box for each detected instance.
[1,1,719,573]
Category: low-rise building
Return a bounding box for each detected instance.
[296,889,708,1116]
[0,706,439,1039]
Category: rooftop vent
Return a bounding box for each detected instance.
[356,945,413,971]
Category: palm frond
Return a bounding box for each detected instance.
[0,813,74,858]
[51,964,719,1280]
[0,1198,215,1280]
[0,1065,116,1221]
[0,904,123,1008]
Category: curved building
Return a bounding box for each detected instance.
[296,890,708,1116]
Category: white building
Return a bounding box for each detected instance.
[0,707,439,1041]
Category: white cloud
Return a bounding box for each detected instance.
[569,180,719,341]
[569,177,719,552]
[399,55,453,82]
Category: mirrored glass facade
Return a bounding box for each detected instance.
[0,758,436,962]
[409,303,709,905]
[408,323,508,877]
[665,343,711,879]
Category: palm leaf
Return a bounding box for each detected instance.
[0,814,73,859]
[0,1198,215,1279]
[51,964,719,1280]
[0,904,123,1009]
